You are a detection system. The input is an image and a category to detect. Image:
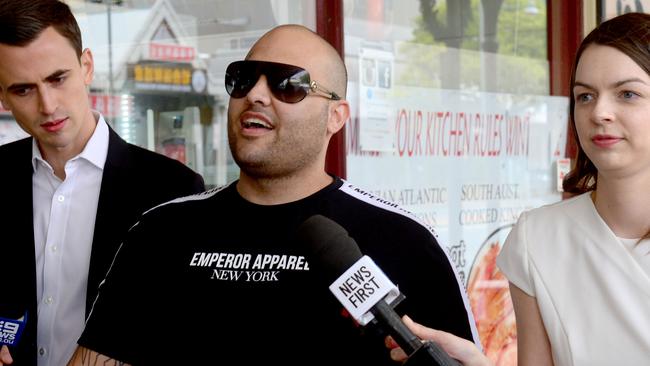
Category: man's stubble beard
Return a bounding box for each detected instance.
[228,106,329,180]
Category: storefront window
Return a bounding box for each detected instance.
[0,0,314,187]
[72,0,314,187]
[344,1,568,364]
[0,2,572,362]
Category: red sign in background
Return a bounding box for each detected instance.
[148,42,196,62]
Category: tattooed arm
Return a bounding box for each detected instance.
[66,346,130,366]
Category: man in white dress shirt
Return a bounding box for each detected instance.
[0,1,204,365]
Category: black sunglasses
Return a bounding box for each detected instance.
[225,60,341,103]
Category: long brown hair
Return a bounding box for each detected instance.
[562,13,650,240]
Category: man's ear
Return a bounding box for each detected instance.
[80,48,94,86]
[327,99,350,135]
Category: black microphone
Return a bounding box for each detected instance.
[297,215,460,366]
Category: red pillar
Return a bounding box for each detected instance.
[547,0,582,160]
[316,0,346,179]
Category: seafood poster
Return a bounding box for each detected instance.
[347,86,568,365]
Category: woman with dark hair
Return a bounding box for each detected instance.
[497,12,650,365]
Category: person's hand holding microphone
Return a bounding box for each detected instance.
[386,316,493,366]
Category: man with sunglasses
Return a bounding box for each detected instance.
[68,25,479,365]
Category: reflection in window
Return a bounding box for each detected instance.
[72,0,314,187]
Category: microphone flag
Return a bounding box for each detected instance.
[329,255,400,326]
[0,312,27,346]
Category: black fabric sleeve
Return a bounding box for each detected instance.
[397,231,477,343]
[357,216,478,345]
[78,216,160,364]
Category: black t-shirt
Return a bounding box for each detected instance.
[79,178,478,365]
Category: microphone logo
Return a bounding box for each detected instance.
[329,255,400,326]
[0,313,27,346]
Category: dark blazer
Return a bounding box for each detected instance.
[0,128,204,365]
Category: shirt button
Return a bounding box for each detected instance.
[57,195,65,202]
[44,296,53,305]
[39,347,46,356]
[51,245,58,252]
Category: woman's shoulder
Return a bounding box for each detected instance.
[523,192,592,222]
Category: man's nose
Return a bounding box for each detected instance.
[38,87,57,115]
[245,74,272,105]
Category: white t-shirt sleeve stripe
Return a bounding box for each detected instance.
[142,181,233,216]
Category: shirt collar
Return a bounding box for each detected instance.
[31,111,110,172]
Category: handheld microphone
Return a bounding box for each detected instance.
[297,215,460,366]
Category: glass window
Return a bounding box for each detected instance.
[64,0,315,188]
[343,1,568,364]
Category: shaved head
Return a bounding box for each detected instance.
[246,24,347,99]
[227,23,351,203]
